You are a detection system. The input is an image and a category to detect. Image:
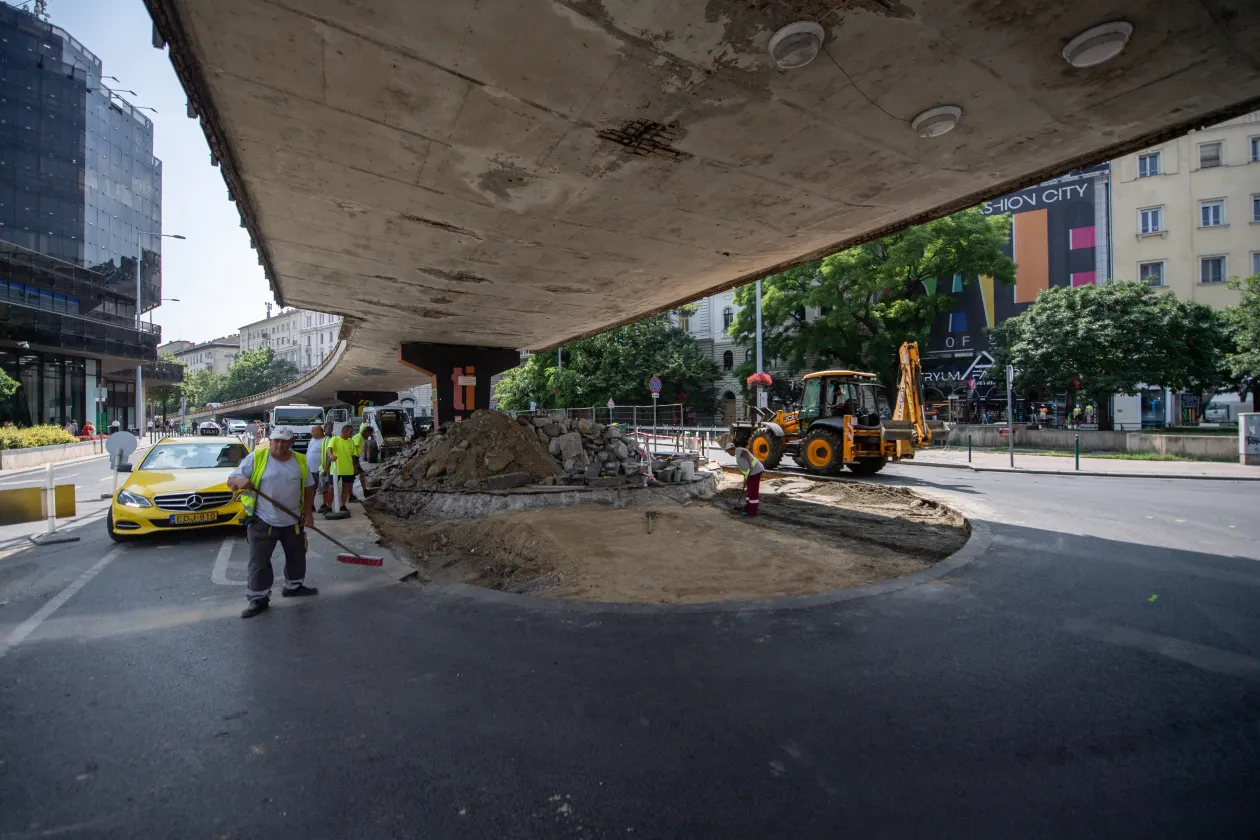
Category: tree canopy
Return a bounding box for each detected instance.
[494,312,718,411]
[0,367,18,402]
[987,281,1235,423]
[1224,272,1260,407]
[174,347,302,409]
[729,208,1015,397]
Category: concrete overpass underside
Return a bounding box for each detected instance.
[146,0,1260,420]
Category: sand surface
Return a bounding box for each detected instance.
[370,475,968,604]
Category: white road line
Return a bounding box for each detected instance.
[0,545,125,660]
[211,535,244,586]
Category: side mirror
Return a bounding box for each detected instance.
[117,463,133,473]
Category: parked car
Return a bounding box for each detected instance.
[223,418,249,435]
[107,436,250,541]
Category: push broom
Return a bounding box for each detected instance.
[240,488,384,567]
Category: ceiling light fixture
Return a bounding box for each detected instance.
[912,105,962,138]
[1062,22,1133,68]
[768,21,825,69]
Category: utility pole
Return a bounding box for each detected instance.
[754,276,764,410]
[1006,364,1015,468]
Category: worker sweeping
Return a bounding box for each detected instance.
[722,435,764,517]
[227,427,318,619]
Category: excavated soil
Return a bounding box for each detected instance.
[370,474,969,605]
[397,409,560,490]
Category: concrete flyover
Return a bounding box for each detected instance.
[144,0,1260,421]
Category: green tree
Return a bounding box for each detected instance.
[1225,272,1260,411]
[0,367,18,402]
[987,282,1235,428]
[181,368,225,410]
[216,347,301,402]
[730,208,1015,400]
[147,350,186,420]
[494,311,718,412]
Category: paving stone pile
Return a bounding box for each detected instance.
[365,409,649,492]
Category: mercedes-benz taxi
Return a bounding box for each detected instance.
[108,436,250,541]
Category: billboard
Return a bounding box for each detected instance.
[926,176,1101,359]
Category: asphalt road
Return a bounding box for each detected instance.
[1,461,1258,839]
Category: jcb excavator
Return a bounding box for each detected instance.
[728,342,944,475]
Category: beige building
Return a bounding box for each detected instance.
[299,310,344,372]
[169,335,240,375]
[239,306,306,371]
[1111,111,1260,308]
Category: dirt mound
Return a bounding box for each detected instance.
[372,474,970,604]
[371,410,561,492]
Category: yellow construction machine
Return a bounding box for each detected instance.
[729,342,944,475]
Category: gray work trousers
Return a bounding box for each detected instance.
[245,519,307,602]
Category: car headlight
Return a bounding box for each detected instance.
[116,489,153,508]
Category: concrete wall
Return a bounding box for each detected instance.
[0,439,105,471]
[1127,434,1236,460]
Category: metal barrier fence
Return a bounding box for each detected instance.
[507,403,718,429]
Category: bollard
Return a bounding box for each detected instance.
[1075,434,1080,471]
[30,463,80,545]
[968,434,972,463]
[325,472,350,520]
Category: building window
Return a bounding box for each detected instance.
[1200,256,1226,285]
[1198,141,1222,169]
[1252,194,1260,223]
[1139,206,1163,235]
[722,307,733,331]
[745,348,754,363]
[722,350,733,370]
[1252,252,1260,276]
[1200,199,1225,227]
[1252,137,1260,163]
[1139,261,1165,287]
[678,313,690,333]
[1137,152,1160,178]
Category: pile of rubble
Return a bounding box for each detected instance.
[365,409,649,493]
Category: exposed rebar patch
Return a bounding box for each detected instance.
[597,120,691,161]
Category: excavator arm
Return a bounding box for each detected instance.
[892,341,932,446]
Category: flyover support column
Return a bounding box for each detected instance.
[398,343,520,427]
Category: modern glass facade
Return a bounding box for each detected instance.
[0,2,168,429]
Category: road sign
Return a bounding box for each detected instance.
[105,431,137,460]
[998,427,1011,437]
[648,376,662,394]
[651,392,659,400]
[607,398,615,409]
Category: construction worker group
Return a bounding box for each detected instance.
[303,420,375,515]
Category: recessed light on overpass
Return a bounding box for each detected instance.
[912,105,962,138]
[768,21,825,69]
[1062,22,1133,68]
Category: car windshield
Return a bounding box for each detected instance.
[274,409,323,425]
[141,443,249,471]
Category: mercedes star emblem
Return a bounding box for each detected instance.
[187,494,203,510]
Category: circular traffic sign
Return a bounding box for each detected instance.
[648,376,662,394]
[104,431,137,458]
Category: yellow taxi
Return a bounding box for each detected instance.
[107,436,251,541]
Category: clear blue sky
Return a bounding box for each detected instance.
[42,0,274,342]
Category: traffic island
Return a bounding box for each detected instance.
[367,472,968,605]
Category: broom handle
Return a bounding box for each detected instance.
[249,487,362,557]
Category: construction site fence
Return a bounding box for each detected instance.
[505,404,728,429]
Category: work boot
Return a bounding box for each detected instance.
[241,598,270,619]
[317,504,331,514]
[281,584,319,598]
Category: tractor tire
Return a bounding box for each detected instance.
[801,428,844,476]
[748,430,785,469]
[847,457,888,476]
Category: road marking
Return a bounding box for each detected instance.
[211,536,244,586]
[0,545,125,660]
[1063,618,1260,680]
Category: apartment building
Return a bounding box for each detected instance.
[298,309,344,372]
[1111,111,1260,308]
[159,334,240,375]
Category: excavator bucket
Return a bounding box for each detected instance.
[881,420,915,442]
[926,419,948,433]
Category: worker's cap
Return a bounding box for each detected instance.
[717,434,735,451]
[268,427,295,441]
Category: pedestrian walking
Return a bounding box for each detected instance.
[721,435,764,517]
[227,427,318,619]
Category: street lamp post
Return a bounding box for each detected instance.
[754,276,764,410]
[135,234,185,434]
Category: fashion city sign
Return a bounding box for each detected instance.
[980,182,1089,215]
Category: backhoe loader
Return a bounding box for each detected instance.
[728,342,945,475]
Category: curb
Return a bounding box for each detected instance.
[900,459,1260,482]
[0,451,110,479]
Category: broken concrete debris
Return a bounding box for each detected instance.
[366,409,667,492]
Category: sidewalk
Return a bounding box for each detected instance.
[910,448,1260,480]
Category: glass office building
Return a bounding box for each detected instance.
[0,1,172,429]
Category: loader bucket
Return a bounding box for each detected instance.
[926,419,948,433]
[881,420,914,442]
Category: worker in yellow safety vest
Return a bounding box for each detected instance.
[227,427,318,619]
[721,435,765,517]
[326,423,358,511]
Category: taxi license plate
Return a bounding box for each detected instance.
[171,512,217,525]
